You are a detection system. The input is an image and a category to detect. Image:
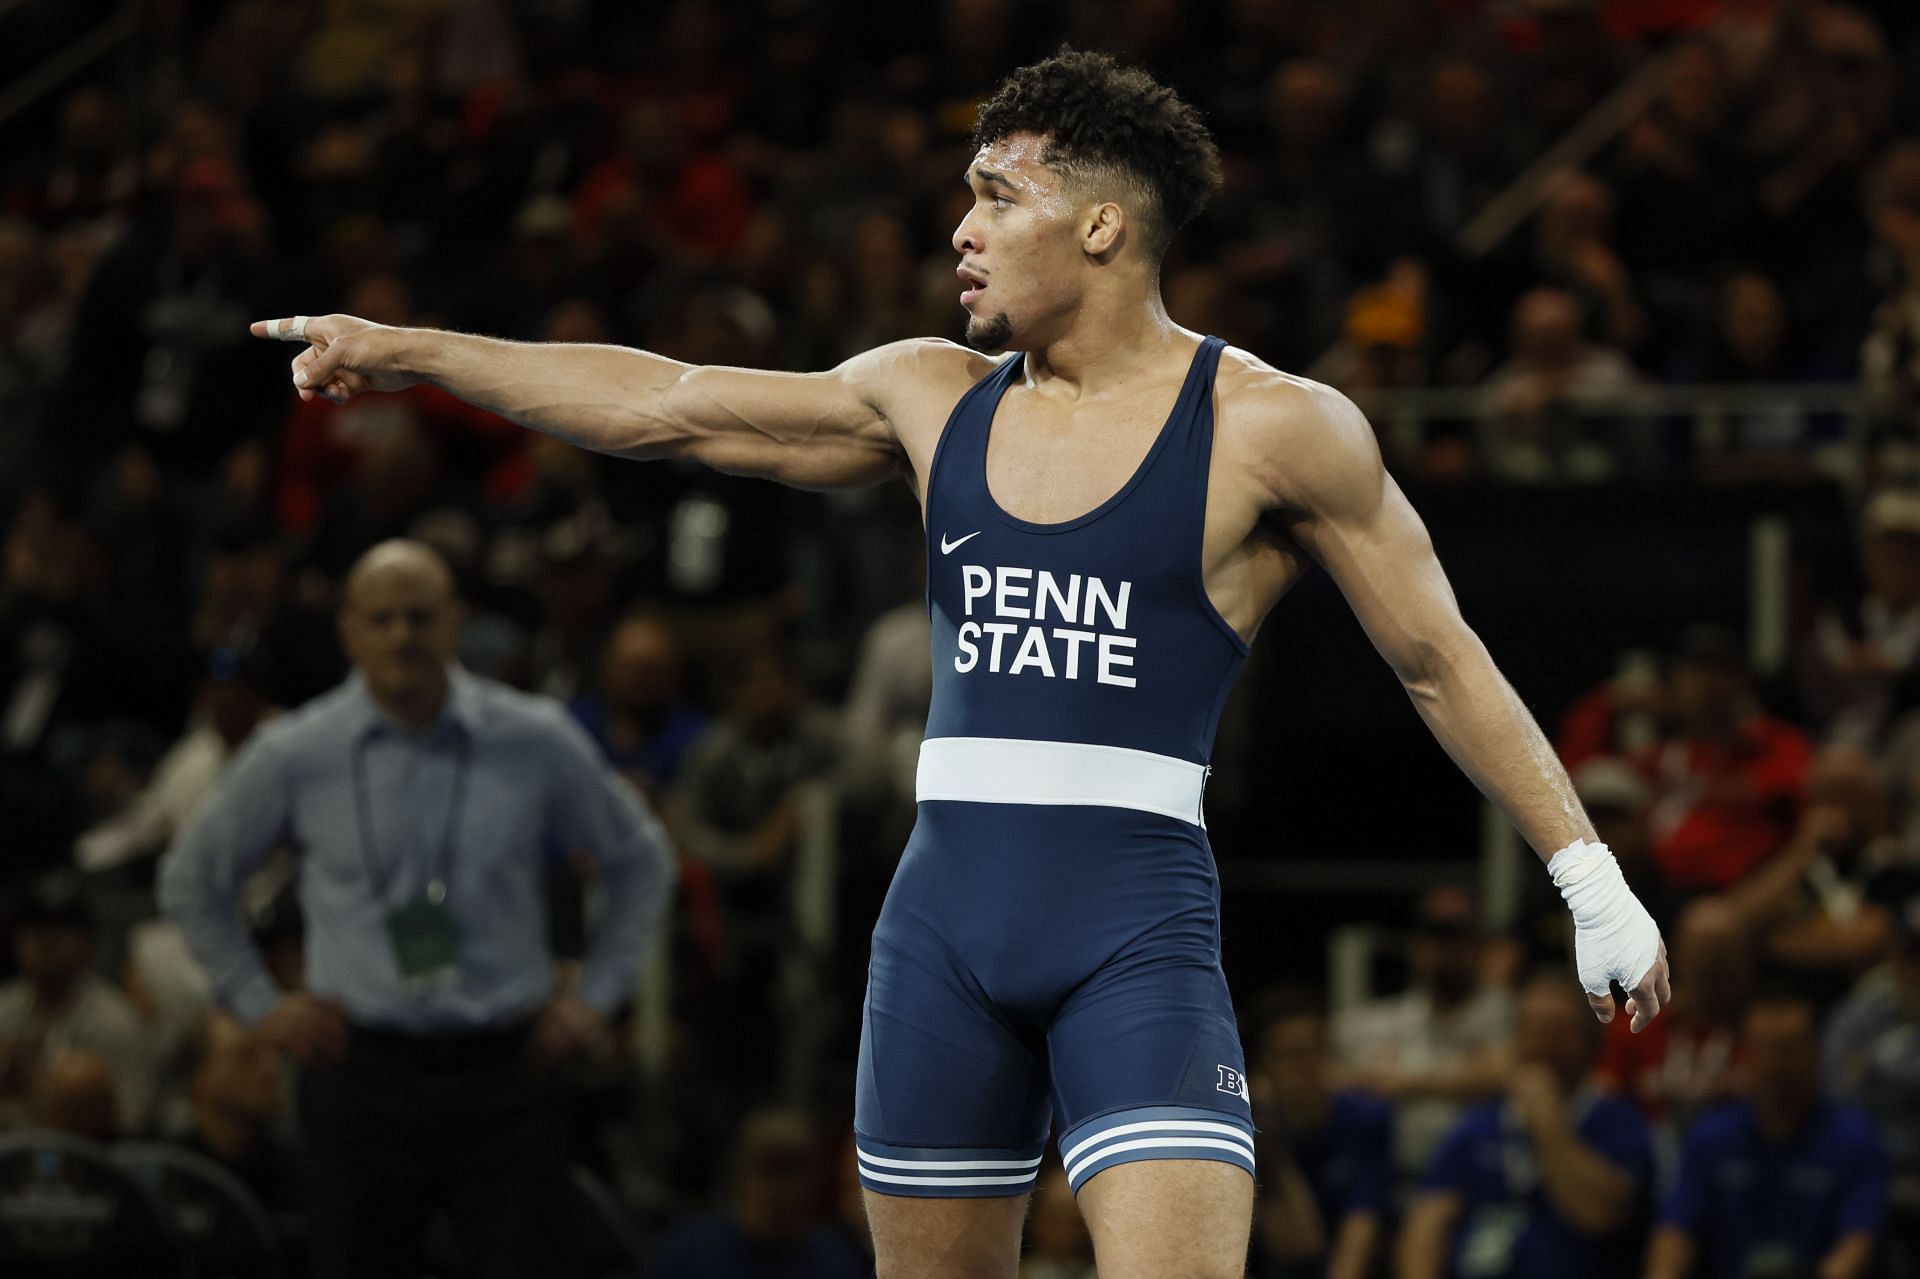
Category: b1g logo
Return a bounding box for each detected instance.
[1216,1066,1250,1101]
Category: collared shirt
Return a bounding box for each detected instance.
[1660,1099,1890,1279]
[1419,1091,1654,1279]
[160,668,673,1032]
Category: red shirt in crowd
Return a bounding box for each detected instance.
[1597,1010,1745,1123]
[1640,716,1810,890]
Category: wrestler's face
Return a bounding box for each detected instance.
[952,133,1094,353]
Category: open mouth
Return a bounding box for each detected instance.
[957,265,987,306]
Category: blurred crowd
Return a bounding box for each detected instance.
[4,0,1920,1274]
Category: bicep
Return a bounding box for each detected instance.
[1275,390,1477,686]
[659,365,898,489]
[650,340,947,491]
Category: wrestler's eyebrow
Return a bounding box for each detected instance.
[967,167,1012,190]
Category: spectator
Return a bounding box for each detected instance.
[672,646,842,880]
[187,517,340,709]
[1862,140,1920,429]
[840,589,933,817]
[647,1108,869,1279]
[1682,270,1844,482]
[1335,885,1514,1187]
[58,142,283,478]
[1646,993,1890,1279]
[1248,995,1392,1279]
[273,270,531,539]
[1597,897,1748,1127]
[1721,743,1898,996]
[1644,623,1811,893]
[32,1046,122,1141]
[1824,889,1920,1277]
[1402,59,1515,247]
[1803,488,1920,749]
[670,645,840,1090]
[1530,171,1648,354]
[176,1011,296,1216]
[0,877,154,1133]
[569,612,710,800]
[1395,974,1655,1279]
[1316,262,1431,395]
[1555,648,1667,773]
[74,647,272,874]
[160,539,675,1279]
[1478,287,1643,481]
[1609,39,1737,285]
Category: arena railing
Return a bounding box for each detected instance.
[1353,382,1868,485]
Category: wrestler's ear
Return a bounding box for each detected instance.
[1083,202,1126,258]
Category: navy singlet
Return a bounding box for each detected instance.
[854,335,1258,1199]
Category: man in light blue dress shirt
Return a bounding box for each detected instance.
[161,539,674,1279]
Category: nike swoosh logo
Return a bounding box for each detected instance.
[940,531,983,555]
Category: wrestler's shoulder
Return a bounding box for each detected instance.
[843,338,999,439]
[848,336,1000,396]
[1212,344,1376,472]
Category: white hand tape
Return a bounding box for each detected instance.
[271,316,311,342]
[1549,839,1662,997]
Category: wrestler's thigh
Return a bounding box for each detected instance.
[1076,1157,1253,1279]
[864,1189,1030,1279]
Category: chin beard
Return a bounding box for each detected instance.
[965,311,1014,353]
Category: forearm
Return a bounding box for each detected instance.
[578,819,676,1015]
[1531,1118,1633,1234]
[1394,1204,1454,1279]
[157,841,280,1023]
[1403,641,1594,860]
[1722,842,1817,932]
[1767,912,1892,972]
[394,328,690,458]
[1818,1232,1876,1279]
[1327,1214,1381,1279]
[1644,1228,1695,1279]
[1387,1047,1511,1102]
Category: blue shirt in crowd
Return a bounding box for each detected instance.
[1287,1090,1395,1224]
[567,693,710,791]
[1660,1099,1890,1279]
[646,1214,870,1279]
[161,668,674,1031]
[1419,1092,1654,1279]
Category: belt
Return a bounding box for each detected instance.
[915,736,1208,827]
[348,1019,533,1070]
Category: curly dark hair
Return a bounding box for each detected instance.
[972,48,1222,257]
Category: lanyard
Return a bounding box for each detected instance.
[350,729,471,905]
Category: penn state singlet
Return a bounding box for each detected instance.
[854,334,1259,1200]
[921,333,1247,777]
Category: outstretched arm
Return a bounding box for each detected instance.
[1262,381,1670,1029]
[250,314,974,491]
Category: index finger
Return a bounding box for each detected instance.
[251,316,311,342]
